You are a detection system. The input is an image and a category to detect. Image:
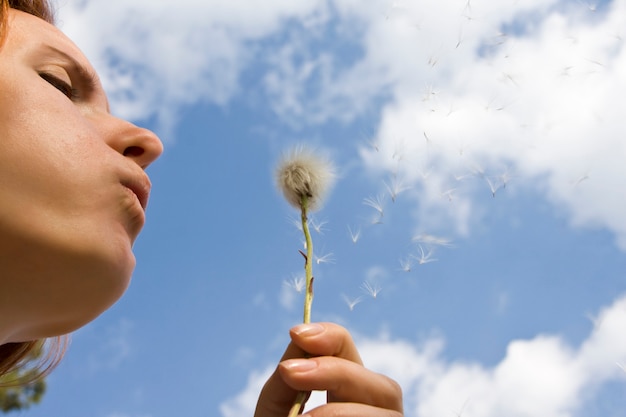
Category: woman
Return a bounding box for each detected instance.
[0,1,403,416]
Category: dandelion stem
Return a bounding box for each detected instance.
[301,196,314,324]
[288,195,314,417]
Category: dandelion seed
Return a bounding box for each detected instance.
[485,176,502,197]
[454,172,472,182]
[470,163,485,179]
[617,362,626,373]
[348,225,361,243]
[363,194,385,219]
[399,256,413,272]
[366,138,379,152]
[441,188,457,202]
[288,216,304,232]
[361,281,382,298]
[427,55,439,68]
[584,312,602,328]
[418,166,432,180]
[342,294,364,311]
[412,233,454,248]
[422,83,438,101]
[413,245,438,265]
[499,169,513,189]
[392,140,406,161]
[310,217,328,234]
[314,252,335,265]
[453,397,471,417]
[456,27,464,49]
[385,176,409,202]
[284,275,306,293]
[370,215,384,225]
[463,0,471,14]
[276,146,336,212]
[578,0,597,12]
[501,72,518,86]
[571,172,590,187]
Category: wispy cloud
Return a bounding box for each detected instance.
[76,318,135,374]
[57,0,323,134]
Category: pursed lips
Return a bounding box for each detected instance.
[121,175,151,210]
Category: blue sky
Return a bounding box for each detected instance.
[17,0,626,416]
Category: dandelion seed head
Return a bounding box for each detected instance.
[276,146,336,212]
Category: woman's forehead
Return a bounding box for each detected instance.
[7,9,95,74]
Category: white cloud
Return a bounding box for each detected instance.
[218,364,330,417]
[222,292,626,417]
[56,0,626,245]
[219,366,272,417]
[297,0,626,248]
[56,0,324,134]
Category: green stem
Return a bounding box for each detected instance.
[287,195,314,417]
[301,197,314,324]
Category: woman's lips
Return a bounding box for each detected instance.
[121,175,151,210]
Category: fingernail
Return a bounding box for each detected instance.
[292,323,324,336]
[283,359,318,372]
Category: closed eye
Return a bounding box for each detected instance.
[39,72,79,100]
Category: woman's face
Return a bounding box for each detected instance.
[0,10,163,343]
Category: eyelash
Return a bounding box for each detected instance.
[39,73,79,100]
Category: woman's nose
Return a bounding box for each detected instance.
[106,117,164,169]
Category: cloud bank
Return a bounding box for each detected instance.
[222,292,626,417]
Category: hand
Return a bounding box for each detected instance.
[254,322,403,417]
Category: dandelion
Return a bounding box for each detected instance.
[275,145,336,321]
[276,146,335,213]
[276,145,336,417]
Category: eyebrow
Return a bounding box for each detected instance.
[40,44,110,112]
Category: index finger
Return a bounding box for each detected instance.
[254,323,363,416]
[282,322,363,364]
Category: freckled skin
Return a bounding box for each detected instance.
[0,10,163,344]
